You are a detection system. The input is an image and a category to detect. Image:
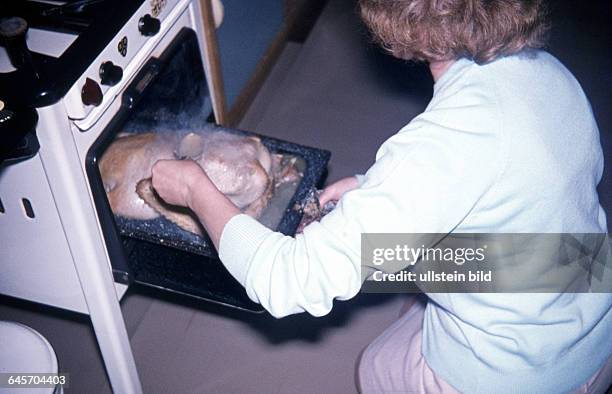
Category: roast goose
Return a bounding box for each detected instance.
[99,131,292,237]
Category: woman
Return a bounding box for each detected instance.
[151,0,612,392]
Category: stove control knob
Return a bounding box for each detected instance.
[0,17,33,70]
[81,78,103,106]
[139,14,161,36]
[99,61,123,86]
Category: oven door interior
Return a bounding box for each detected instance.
[86,28,330,313]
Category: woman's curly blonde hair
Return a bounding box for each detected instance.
[359,0,549,64]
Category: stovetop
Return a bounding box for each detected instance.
[0,0,144,107]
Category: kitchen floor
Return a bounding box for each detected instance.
[1,0,611,393]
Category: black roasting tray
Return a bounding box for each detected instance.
[113,125,330,257]
[114,126,330,313]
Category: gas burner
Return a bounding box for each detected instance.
[0,0,143,107]
[1,0,118,34]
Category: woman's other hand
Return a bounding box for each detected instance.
[319,176,360,206]
[151,159,206,208]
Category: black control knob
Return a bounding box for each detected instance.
[99,61,123,86]
[138,14,160,36]
[0,100,39,165]
[0,17,34,71]
[81,78,103,106]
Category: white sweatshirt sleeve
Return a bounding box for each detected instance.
[354,173,366,186]
[218,81,505,318]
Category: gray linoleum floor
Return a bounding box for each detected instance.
[1,0,611,393]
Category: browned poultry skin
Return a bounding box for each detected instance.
[135,178,205,236]
[99,131,274,227]
[99,133,175,220]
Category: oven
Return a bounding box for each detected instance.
[0,1,329,392]
[87,26,330,312]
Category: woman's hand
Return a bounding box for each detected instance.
[319,176,360,206]
[151,159,240,249]
[151,159,207,208]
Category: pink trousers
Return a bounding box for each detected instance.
[357,297,612,393]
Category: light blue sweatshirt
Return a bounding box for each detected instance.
[219,50,612,393]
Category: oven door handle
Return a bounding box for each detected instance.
[121,57,163,110]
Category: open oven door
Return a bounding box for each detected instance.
[86,28,330,313]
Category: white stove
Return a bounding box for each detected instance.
[0,1,220,392]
